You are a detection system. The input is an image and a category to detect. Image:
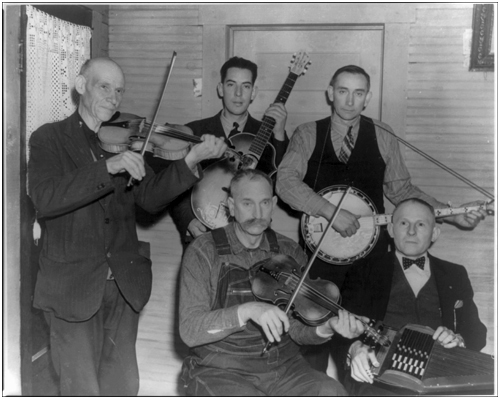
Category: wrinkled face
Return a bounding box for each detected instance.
[76,60,125,130]
[328,72,372,122]
[217,67,256,117]
[388,201,440,257]
[228,176,277,238]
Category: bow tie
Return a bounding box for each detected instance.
[402,256,426,270]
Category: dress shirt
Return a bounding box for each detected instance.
[395,250,431,296]
[276,112,448,218]
[220,111,249,138]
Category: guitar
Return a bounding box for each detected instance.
[191,51,311,229]
[301,185,494,265]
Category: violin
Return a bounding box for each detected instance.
[98,112,201,161]
[252,253,390,348]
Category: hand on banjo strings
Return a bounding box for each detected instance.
[322,203,361,237]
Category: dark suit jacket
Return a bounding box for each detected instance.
[341,251,487,351]
[164,111,289,245]
[28,111,200,321]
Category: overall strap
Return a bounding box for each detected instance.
[211,227,232,255]
[264,229,280,254]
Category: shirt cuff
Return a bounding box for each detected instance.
[316,326,334,339]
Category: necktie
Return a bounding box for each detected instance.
[402,256,426,270]
[229,122,240,137]
[338,126,354,164]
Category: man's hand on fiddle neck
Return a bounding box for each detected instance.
[184,134,227,174]
[317,309,366,339]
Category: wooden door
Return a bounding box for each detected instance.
[229,26,384,242]
[230,26,384,134]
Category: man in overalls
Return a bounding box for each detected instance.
[179,169,366,396]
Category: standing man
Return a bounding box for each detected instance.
[28,57,227,396]
[179,169,366,396]
[276,65,486,372]
[341,198,487,395]
[159,56,289,247]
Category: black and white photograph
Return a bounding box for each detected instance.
[4,3,496,396]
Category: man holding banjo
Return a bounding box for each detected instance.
[275,64,487,374]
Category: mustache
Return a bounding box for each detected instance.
[241,218,269,228]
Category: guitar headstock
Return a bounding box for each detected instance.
[290,51,311,76]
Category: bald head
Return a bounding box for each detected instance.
[75,57,125,131]
[389,198,440,257]
[79,57,124,81]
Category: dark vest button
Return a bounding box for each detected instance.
[105,218,110,224]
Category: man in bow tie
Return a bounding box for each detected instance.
[340,198,487,395]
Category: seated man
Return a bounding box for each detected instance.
[179,169,366,396]
[341,198,487,396]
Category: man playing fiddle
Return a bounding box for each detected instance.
[158,56,289,247]
[341,198,487,395]
[28,57,227,395]
[179,169,365,396]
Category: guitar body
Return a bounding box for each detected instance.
[191,133,277,229]
[190,50,311,230]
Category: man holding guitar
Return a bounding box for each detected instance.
[276,65,487,373]
[169,56,290,247]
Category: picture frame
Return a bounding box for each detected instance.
[470,4,494,71]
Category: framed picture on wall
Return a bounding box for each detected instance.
[470,4,494,71]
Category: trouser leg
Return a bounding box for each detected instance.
[45,281,140,396]
[45,311,102,396]
[99,281,140,396]
[271,354,348,396]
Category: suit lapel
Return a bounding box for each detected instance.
[63,113,95,168]
[429,254,455,329]
[245,113,262,134]
[63,112,109,210]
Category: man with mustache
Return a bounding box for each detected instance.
[178,169,366,396]
[28,57,227,395]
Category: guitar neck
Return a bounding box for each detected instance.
[248,72,299,159]
[372,203,489,226]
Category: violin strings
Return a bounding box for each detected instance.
[285,272,374,328]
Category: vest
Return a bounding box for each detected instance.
[383,259,442,330]
[303,116,389,287]
[303,115,386,214]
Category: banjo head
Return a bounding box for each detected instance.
[301,185,380,265]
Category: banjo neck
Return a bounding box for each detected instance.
[371,201,493,226]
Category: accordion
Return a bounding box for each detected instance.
[371,324,495,394]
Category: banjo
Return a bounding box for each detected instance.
[300,185,494,265]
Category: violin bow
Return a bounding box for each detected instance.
[127,51,177,187]
[262,187,352,354]
[378,123,494,201]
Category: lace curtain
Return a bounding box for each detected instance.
[25,5,92,160]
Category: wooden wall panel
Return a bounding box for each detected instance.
[108,5,202,395]
[109,5,202,125]
[405,4,495,353]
